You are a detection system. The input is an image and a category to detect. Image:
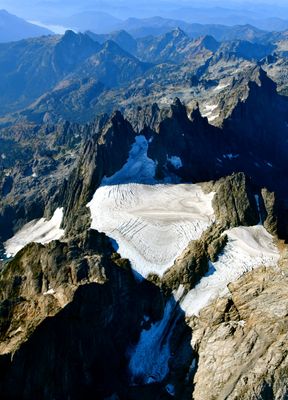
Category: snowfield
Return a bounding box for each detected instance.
[180,225,280,317]
[88,183,215,278]
[4,208,65,258]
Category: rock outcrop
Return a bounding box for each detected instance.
[191,266,288,400]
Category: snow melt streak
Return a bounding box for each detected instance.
[4,208,65,257]
[128,299,179,384]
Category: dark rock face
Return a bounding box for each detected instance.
[62,111,136,233]
[161,240,208,292]
[261,188,279,235]
[212,173,259,229]
[147,99,225,182]
[223,69,288,166]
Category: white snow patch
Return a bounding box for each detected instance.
[10,326,23,336]
[166,384,176,396]
[167,155,183,169]
[1,153,6,160]
[207,114,219,122]
[88,183,215,278]
[223,154,240,160]
[213,82,230,92]
[43,288,56,296]
[204,104,218,113]
[4,208,65,257]
[102,135,156,185]
[180,225,279,317]
[128,299,179,384]
[159,96,173,105]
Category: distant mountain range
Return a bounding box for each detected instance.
[0,9,52,42]
[0,22,286,127]
[62,14,274,40]
[39,8,288,35]
[87,23,269,46]
[0,8,288,125]
[63,11,122,33]
[0,8,287,46]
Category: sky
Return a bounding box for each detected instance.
[1,0,288,26]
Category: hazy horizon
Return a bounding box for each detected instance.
[2,0,288,21]
[3,0,288,35]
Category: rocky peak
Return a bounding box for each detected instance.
[190,103,206,123]
[169,97,188,118]
[61,29,77,41]
[50,31,101,78]
[171,27,188,39]
[102,39,122,52]
[195,35,220,52]
[254,66,277,91]
[58,30,99,50]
